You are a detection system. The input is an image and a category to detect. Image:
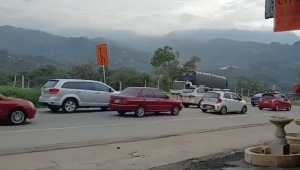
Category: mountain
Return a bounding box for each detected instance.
[1,25,300,92]
[89,28,300,53]
[0,25,153,72]
[0,49,61,71]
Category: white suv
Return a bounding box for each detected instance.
[38,79,118,113]
[200,91,247,115]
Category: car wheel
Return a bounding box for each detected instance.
[134,106,146,117]
[286,105,291,111]
[251,103,255,107]
[198,101,202,108]
[62,99,78,113]
[117,111,126,116]
[202,109,207,113]
[183,104,189,108]
[171,106,180,116]
[220,106,227,115]
[101,107,108,111]
[10,110,27,125]
[240,105,247,114]
[48,106,60,112]
[259,107,263,110]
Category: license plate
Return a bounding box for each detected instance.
[43,92,48,96]
[114,99,120,104]
[205,106,213,109]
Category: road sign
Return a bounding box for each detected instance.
[274,0,300,32]
[96,44,109,66]
[265,0,274,19]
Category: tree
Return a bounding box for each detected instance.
[107,68,154,90]
[68,62,98,80]
[183,56,201,71]
[151,46,181,90]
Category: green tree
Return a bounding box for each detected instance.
[151,46,181,90]
[68,62,98,80]
[107,68,153,90]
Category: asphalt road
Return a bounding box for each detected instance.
[1,105,300,155]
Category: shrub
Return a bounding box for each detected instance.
[0,86,40,107]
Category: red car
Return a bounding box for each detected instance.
[108,87,183,117]
[0,94,37,125]
[258,93,291,111]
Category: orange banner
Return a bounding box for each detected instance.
[96,44,109,66]
[274,0,300,32]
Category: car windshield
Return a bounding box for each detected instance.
[254,93,262,97]
[204,92,221,98]
[119,87,139,96]
[262,94,275,100]
[182,88,195,93]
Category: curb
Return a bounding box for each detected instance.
[0,122,271,157]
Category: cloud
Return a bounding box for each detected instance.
[0,0,299,36]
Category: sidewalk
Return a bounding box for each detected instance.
[0,123,298,170]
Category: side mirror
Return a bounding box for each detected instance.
[107,88,113,92]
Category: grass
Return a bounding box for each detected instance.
[0,86,40,106]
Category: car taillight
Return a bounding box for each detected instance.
[217,98,222,104]
[49,88,60,94]
[122,98,129,104]
[189,95,195,99]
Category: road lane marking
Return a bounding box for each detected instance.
[0,112,295,134]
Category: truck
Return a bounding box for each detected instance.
[170,71,228,94]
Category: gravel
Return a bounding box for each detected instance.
[149,150,300,170]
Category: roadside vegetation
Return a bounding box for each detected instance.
[0,46,270,105]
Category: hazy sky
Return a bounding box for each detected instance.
[0,0,299,36]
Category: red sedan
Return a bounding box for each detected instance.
[0,94,37,125]
[258,93,291,111]
[109,87,183,117]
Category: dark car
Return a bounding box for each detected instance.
[258,93,291,111]
[108,87,183,117]
[251,93,262,106]
[0,94,37,125]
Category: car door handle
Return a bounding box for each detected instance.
[96,92,102,94]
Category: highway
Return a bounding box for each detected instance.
[1,106,300,155]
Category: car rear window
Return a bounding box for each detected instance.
[204,92,220,98]
[120,87,139,96]
[254,93,262,97]
[182,88,195,93]
[262,94,275,100]
[43,80,59,88]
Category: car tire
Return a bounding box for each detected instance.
[198,101,202,108]
[259,107,263,110]
[134,106,146,117]
[171,106,180,116]
[101,107,108,111]
[48,106,60,112]
[62,98,78,113]
[240,105,247,114]
[220,106,227,115]
[286,105,291,111]
[117,111,126,116]
[183,104,189,108]
[202,109,207,113]
[251,103,255,107]
[9,109,27,125]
